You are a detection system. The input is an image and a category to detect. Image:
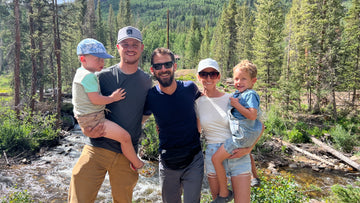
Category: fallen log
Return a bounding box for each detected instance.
[273,138,335,167]
[311,136,360,171]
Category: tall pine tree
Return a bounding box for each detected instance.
[211,0,238,77]
[235,1,255,61]
[199,21,211,59]
[252,0,285,110]
[184,17,202,69]
[343,0,360,108]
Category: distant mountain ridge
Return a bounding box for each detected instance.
[99,0,236,30]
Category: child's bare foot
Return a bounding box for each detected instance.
[130,161,156,177]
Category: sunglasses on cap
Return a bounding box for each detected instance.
[152,61,174,70]
[198,71,220,79]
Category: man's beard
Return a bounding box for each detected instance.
[155,71,174,87]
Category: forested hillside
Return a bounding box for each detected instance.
[0,0,358,120]
[101,0,227,30]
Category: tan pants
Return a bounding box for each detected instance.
[68,145,138,203]
[75,111,106,129]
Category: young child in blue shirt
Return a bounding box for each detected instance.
[211,60,263,203]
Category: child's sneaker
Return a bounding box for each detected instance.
[210,190,233,203]
[251,178,261,187]
[130,161,156,178]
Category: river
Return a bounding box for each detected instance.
[0,126,211,202]
[0,125,358,202]
[1,126,165,202]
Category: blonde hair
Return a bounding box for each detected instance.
[233,60,257,79]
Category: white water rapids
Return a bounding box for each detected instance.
[0,125,167,202]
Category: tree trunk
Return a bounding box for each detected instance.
[0,38,3,72]
[53,0,62,128]
[39,40,44,102]
[14,0,21,117]
[29,0,37,113]
[352,46,359,108]
[286,33,291,110]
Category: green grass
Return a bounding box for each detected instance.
[0,73,12,93]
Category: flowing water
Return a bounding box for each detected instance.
[0,126,165,202]
[0,125,359,202]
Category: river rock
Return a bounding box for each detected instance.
[324,167,331,172]
[312,166,320,172]
[299,162,306,168]
[0,176,13,187]
[318,164,327,169]
[289,163,298,168]
[20,158,31,164]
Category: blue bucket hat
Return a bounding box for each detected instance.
[77,38,114,58]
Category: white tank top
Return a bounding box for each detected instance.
[195,93,232,144]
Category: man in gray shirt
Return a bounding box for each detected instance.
[68,26,152,203]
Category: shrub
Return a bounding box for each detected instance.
[264,106,289,137]
[177,73,197,82]
[140,115,159,161]
[330,124,358,153]
[0,106,60,156]
[330,183,360,203]
[1,190,34,203]
[307,126,322,138]
[286,128,309,143]
[251,174,308,202]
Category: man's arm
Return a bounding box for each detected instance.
[197,118,202,133]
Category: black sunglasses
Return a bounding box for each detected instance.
[199,71,220,79]
[152,61,174,70]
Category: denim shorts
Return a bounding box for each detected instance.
[205,143,251,177]
[227,109,263,152]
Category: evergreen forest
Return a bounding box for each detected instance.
[1,0,359,117]
[1,0,360,201]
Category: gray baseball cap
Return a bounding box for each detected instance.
[117,26,142,43]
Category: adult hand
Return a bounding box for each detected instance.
[82,122,106,138]
[229,123,265,159]
[229,147,252,159]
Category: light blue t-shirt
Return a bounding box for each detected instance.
[231,89,260,120]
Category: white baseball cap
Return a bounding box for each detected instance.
[197,58,220,73]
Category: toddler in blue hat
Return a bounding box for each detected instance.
[72,38,155,177]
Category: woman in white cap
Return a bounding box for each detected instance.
[195,58,263,203]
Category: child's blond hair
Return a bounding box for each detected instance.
[233,60,257,79]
